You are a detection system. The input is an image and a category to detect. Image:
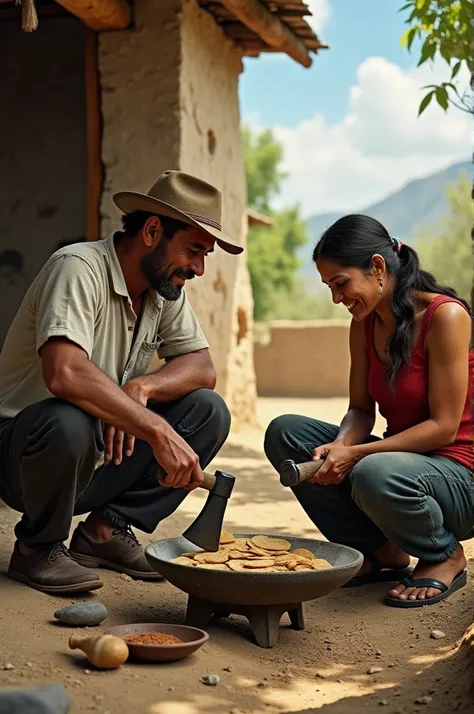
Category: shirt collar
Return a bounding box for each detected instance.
[104,232,164,311]
[104,232,130,298]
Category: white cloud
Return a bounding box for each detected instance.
[305,0,331,34]
[255,57,471,217]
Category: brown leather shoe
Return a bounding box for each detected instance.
[8,542,103,594]
[70,522,162,580]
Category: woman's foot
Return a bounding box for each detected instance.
[357,540,410,577]
[387,543,466,602]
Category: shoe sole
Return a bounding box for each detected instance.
[385,569,467,608]
[342,566,414,588]
[69,551,163,581]
[7,568,103,594]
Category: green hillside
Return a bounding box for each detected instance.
[298,160,471,284]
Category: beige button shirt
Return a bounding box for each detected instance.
[0,234,209,421]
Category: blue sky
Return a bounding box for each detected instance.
[240,0,421,127]
[238,0,470,217]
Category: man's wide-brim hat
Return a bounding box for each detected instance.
[113,170,243,255]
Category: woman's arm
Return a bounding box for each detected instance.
[334,319,376,446]
[353,302,471,458]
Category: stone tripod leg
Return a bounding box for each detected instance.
[185,595,305,648]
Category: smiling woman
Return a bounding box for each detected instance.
[264,213,474,610]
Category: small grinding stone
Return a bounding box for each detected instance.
[0,684,71,714]
[54,603,107,627]
[202,674,220,686]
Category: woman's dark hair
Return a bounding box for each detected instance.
[119,211,190,240]
[313,214,471,385]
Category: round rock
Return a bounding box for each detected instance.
[54,603,107,627]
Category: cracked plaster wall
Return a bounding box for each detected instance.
[99,0,257,428]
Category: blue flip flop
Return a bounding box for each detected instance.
[385,569,468,608]
[342,552,413,588]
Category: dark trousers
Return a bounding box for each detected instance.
[0,389,231,547]
[264,415,474,564]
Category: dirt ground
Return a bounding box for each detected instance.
[0,397,473,714]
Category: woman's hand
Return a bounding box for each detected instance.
[309,443,360,485]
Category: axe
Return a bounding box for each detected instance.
[158,466,235,552]
[278,458,325,487]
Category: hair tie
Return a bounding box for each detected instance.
[391,236,403,253]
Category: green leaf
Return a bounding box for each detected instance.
[435,86,449,111]
[417,37,437,65]
[440,44,452,63]
[451,60,462,79]
[398,2,414,12]
[401,26,417,50]
[418,90,434,116]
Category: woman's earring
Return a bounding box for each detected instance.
[378,279,383,294]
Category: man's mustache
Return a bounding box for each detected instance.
[174,269,195,280]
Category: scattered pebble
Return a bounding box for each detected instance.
[367,666,383,675]
[0,683,70,713]
[202,674,220,686]
[379,701,389,706]
[430,630,446,639]
[3,664,14,671]
[415,696,433,705]
[375,650,382,656]
[223,666,232,672]
[119,573,133,582]
[54,603,107,627]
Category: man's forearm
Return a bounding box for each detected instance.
[135,350,216,403]
[47,357,167,444]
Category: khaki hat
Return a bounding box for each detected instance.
[113,170,243,255]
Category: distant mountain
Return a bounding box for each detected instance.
[298,160,471,284]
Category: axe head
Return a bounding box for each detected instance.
[182,470,235,552]
[279,459,300,488]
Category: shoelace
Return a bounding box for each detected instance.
[44,542,70,564]
[113,525,140,548]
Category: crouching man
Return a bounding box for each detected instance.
[0,170,242,594]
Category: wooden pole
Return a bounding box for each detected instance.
[56,0,131,31]
[84,29,103,243]
[220,0,313,67]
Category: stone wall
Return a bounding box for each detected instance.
[0,16,86,348]
[254,321,351,397]
[99,0,257,428]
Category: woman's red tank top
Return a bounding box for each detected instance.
[364,295,473,470]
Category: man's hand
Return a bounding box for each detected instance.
[104,379,150,465]
[309,443,360,485]
[152,428,204,492]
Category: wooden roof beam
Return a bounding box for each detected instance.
[220,0,313,67]
[55,0,131,30]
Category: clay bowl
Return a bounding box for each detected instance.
[106,623,209,662]
[145,534,363,607]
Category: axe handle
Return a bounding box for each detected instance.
[200,471,217,492]
[293,459,325,484]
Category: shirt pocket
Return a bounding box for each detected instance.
[130,338,163,379]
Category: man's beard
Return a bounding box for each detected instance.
[141,243,195,301]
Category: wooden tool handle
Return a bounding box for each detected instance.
[295,459,325,484]
[200,471,217,491]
